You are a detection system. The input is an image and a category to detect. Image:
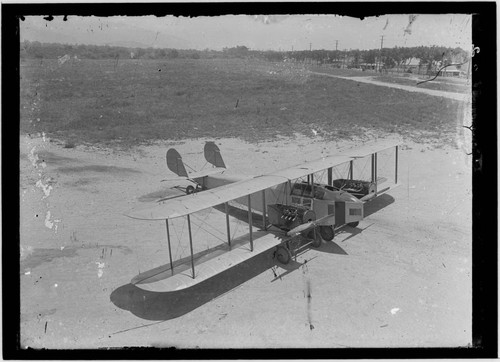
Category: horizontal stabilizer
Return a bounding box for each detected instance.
[187,167,226,179]
[162,167,226,182]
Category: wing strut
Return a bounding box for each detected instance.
[224,202,231,250]
[165,220,174,276]
[395,145,399,184]
[371,153,375,183]
[262,190,267,230]
[248,195,253,251]
[187,215,195,279]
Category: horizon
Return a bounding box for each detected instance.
[20,14,471,52]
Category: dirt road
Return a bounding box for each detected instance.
[309,71,471,102]
[20,133,471,348]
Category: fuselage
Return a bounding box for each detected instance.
[194,173,364,227]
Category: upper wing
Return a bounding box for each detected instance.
[340,139,400,158]
[126,154,352,220]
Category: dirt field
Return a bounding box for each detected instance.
[20,130,472,348]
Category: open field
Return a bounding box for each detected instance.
[19,57,472,349]
[21,58,470,148]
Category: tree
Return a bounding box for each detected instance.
[168,49,179,59]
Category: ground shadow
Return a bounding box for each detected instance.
[315,240,349,254]
[363,194,395,218]
[57,164,140,174]
[137,188,183,202]
[110,237,348,322]
[21,150,79,165]
[110,249,276,321]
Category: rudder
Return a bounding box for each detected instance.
[166,148,188,177]
[204,141,226,168]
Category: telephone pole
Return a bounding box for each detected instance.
[378,35,384,72]
[309,43,312,52]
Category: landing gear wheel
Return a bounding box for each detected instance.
[319,225,335,241]
[275,246,292,265]
[307,229,322,248]
[347,221,359,228]
[186,185,195,195]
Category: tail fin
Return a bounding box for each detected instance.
[166,148,188,177]
[204,142,226,168]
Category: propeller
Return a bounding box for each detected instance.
[286,213,335,237]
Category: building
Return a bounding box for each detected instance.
[439,65,461,77]
[404,57,421,73]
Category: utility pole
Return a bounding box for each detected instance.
[309,43,312,52]
[335,40,339,65]
[378,35,384,72]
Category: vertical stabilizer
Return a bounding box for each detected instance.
[166,149,188,177]
[204,142,226,168]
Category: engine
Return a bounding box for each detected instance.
[267,203,316,231]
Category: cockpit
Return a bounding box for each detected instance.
[290,181,326,200]
[291,180,362,204]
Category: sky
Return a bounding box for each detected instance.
[20,14,472,51]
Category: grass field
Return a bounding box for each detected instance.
[20,58,468,147]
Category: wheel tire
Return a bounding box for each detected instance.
[319,225,335,241]
[275,246,291,264]
[186,185,195,195]
[347,221,359,228]
[307,229,322,248]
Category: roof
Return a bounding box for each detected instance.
[405,57,420,66]
[442,66,460,72]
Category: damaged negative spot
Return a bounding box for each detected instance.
[36,180,53,199]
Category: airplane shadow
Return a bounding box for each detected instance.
[363,194,395,218]
[111,249,276,321]
[110,236,349,321]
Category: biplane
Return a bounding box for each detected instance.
[126,140,400,292]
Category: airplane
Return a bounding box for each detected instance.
[126,140,400,292]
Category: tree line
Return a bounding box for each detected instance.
[21,40,469,70]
